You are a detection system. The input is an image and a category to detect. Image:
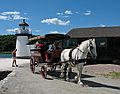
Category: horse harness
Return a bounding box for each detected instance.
[68,39,94,64]
[69,46,76,60]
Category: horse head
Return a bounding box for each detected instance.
[77,38,97,59]
[87,38,97,59]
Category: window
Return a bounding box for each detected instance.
[96,37,107,47]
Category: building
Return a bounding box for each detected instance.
[15,19,32,58]
[66,26,120,61]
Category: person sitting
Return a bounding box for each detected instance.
[55,41,63,50]
[35,43,45,62]
[36,43,44,49]
[44,42,56,62]
[48,42,55,52]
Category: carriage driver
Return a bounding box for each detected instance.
[35,42,45,62]
[36,43,44,49]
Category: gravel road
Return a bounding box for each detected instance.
[0,60,120,94]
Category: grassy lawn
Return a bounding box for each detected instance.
[102,71,120,79]
[0,52,11,54]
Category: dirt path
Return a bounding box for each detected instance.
[0,62,120,94]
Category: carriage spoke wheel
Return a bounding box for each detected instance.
[30,58,35,73]
[51,65,56,71]
[41,66,47,79]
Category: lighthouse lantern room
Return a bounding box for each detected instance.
[15,19,32,58]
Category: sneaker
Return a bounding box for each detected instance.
[45,60,50,62]
[16,65,18,67]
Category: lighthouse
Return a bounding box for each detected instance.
[15,19,32,58]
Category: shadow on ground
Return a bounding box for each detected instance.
[47,70,95,79]
[47,70,120,90]
[0,71,12,81]
[82,80,120,90]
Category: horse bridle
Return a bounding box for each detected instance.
[76,39,96,59]
[88,39,96,59]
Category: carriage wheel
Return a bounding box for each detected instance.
[30,58,35,73]
[41,66,47,78]
[51,65,56,71]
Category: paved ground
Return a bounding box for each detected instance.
[0,58,120,94]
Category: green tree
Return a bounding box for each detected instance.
[0,35,16,52]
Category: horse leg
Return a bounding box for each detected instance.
[68,65,72,78]
[66,64,71,81]
[60,63,65,78]
[66,64,72,81]
[76,63,84,85]
[60,63,70,81]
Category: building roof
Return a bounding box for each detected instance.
[29,36,45,41]
[67,26,120,38]
[19,19,29,26]
[45,34,70,39]
[29,34,70,41]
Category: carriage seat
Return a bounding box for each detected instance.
[51,49,62,58]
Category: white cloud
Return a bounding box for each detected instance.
[0,15,13,20]
[50,31,59,34]
[57,12,63,15]
[41,18,70,26]
[49,30,66,34]
[0,11,28,21]
[6,28,19,33]
[75,12,79,14]
[63,15,70,18]
[12,15,28,20]
[1,11,20,15]
[0,15,8,20]
[65,10,73,15]
[57,10,73,15]
[84,10,91,16]
[57,10,76,18]
[57,13,70,18]
[100,24,106,27]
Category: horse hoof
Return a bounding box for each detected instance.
[60,74,64,78]
[66,78,70,82]
[77,82,84,87]
[78,83,84,87]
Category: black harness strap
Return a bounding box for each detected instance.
[69,47,76,60]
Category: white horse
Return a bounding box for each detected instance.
[60,39,97,85]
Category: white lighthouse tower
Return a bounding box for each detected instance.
[15,19,32,58]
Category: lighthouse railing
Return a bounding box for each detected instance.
[15,29,32,35]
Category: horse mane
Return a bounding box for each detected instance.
[77,39,89,52]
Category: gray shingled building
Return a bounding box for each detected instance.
[66,26,120,61]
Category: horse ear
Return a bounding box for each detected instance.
[92,38,95,41]
[89,39,92,41]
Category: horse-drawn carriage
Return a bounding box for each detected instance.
[30,34,69,78]
[29,34,97,85]
[30,48,62,78]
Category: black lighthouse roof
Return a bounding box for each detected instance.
[19,19,29,26]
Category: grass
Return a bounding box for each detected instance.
[0,51,11,54]
[102,71,120,79]
[110,71,120,79]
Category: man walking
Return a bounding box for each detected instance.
[12,49,18,67]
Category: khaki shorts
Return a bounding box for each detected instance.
[13,57,16,60]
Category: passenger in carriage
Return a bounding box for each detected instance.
[36,43,44,49]
[35,42,45,62]
[55,41,63,50]
[48,42,56,52]
[44,41,56,62]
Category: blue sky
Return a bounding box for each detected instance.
[0,0,120,35]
